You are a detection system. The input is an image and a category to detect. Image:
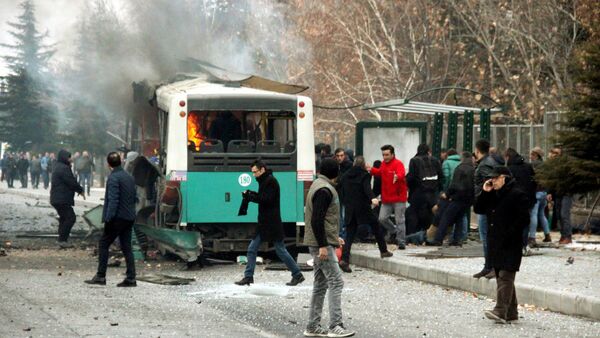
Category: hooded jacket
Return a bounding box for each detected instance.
[246,169,284,242]
[370,157,407,203]
[442,154,461,191]
[50,150,83,206]
[506,154,536,208]
[339,166,378,225]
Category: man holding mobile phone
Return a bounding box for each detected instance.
[475,166,530,324]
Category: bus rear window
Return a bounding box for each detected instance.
[187,111,296,154]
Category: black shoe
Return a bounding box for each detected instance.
[484,270,496,279]
[448,241,462,247]
[397,242,406,250]
[484,310,507,324]
[339,261,352,273]
[425,240,442,246]
[286,274,305,286]
[234,276,254,285]
[117,279,137,287]
[380,251,393,258]
[84,275,106,285]
[473,268,491,279]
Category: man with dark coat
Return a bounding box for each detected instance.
[235,160,304,286]
[30,155,42,189]
[405,144,443,235]
[85,152,137,287]
[17,153,29,188]
[5,153,17,188]
[504,148,537,249]
[338,156,392,273]
[473,139,505,279]
[432,152,475,245]
[50,149,84,248]
[474,166,530,324]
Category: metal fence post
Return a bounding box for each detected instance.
[447,111,458,150]
[463,110,474,152]
[480,108,491,141]
[432,112,444,158]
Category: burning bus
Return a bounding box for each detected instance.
[131,65,315,263]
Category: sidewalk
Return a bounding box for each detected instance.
[350,238,600,321]
[0,185,104,208]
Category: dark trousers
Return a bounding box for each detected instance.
[42,170,49,189]
[435,200,469,243]
[406,191,436,235]
[31,172,40,188]
[6,172,14,187]
[97,218,136,280]
[53,204,76,242]
[341,216,387,262]
[19,171,27,188]
[493,269,518,320]
[78,172,92,195]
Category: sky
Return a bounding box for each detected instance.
[0,0,126,76]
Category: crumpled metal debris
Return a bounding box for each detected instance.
[137,273,196,285]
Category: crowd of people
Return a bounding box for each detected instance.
[0,150,95,194]
[314,139,573,276]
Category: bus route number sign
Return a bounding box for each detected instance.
[238,173,252,187]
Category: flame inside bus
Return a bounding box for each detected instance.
[187,113,205,151]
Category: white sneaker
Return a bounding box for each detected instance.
[327,325,355,337]
[303,325,328,337]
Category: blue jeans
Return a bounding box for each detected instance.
[478,214,491,270]
[529,191,550,238]
[435,200,469,243]
[244,234,301,278]
[556,195,573,238]
[79,172,92,195]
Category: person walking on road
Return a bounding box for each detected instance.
[50,150,85,248]
[338,156,392,273]
[474,166,530,324]
[17,153,29,188]
[41,152,50,189]
[370,144,408,249]
[235,160,304,287]
[546,146,574,245]
[30,154,42,189]
[303,158,354,337]
[77,151,95,196]
[85,152,137,287]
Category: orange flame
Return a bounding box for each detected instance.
[187,113,205,151]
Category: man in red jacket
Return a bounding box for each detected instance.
[370,145,408,249]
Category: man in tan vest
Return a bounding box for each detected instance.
[303,158,354,338]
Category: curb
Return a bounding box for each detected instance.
[0,188,101,209]
[351,251,600,321]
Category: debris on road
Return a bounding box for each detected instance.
[0,248,6,256]
[137,273,196,285]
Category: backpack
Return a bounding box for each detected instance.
[417,156,439,191]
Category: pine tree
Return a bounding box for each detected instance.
[0,0,57,151]
[536,42,600,196]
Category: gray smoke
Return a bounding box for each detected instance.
[51,0,309,126]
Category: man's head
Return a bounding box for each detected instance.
[82,151,89,157]
[503,147,518,161]
[106,152,122,169]
[334,148,346,164]
[380,145,395,163]
[530,147,543,161]
[549,146,562,159]
[319,158,339,180]
[353,155,366,170]
[475,139,490,160]
[447,148,457,157]
[416,144,430,156]
[321,144,332,156]
[250,159,267,178]
[487,166,512,190]
[461,151,473,163]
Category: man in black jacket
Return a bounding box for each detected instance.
[504,148,536,249]
[406,144,443,235]
[473,139,504,279]
[338,156,392,273]
[86,152,137,287]
[235,160,304,286]
[17,153,29,188]
[432,152,475,245]
[50,150,85,248]
[475,166,530,324]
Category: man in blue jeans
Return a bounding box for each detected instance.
[235,160,304,286]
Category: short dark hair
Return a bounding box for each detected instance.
[504,147,519,159]
[447,148,458,156]
[319,158,339,179]
[251,159,267,170]
[322,144,331,155]
[106,152,121,168]
[461,151,472,161]
[475,139,490,154]
[417,143,430,155]
[334,147,345,155]
[381,144,395,154]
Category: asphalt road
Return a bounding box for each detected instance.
[1,189,599,337]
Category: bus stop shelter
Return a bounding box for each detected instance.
[362,98,502,158]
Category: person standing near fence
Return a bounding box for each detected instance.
[30,154,42,189]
